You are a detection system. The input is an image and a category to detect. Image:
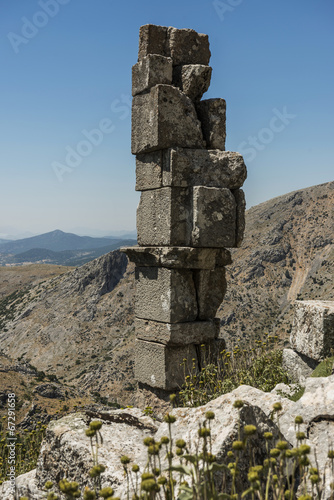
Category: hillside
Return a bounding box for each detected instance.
[0,182,333,411]
[217,181,334,343]
[1,240,136,267]
[0,251,136,408]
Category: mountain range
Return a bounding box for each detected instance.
[0,181,333,409]
[0,229,136,266]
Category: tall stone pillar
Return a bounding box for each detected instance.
[122,24,247,392]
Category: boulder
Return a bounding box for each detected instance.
[282,347,317,384]
[290,300,334,361]
[4,378,334,499]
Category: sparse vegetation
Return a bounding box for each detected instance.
[35,401,334,499]
[179,335,289,408]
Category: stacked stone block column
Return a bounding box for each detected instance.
[122,24,247,391]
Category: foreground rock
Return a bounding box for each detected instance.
[2,375,334,499]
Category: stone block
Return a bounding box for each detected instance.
[168,27,211,65]
[131,84,204,155]
[122,246,232,269]
[135,339,198,390]
[173,64,212,102]
[135,266,198,323]
[196,98,226,150]
[282,348,318,384]
[192,186,236,247]
[136,151,162,191]
[138,24,169,60]
[135,318,219,345]
[290,301,334,361]
[162,148,247,189]
[233,189,246,247]
[194,268,227,320]
[137,187,192,246]
[132,54,173,96]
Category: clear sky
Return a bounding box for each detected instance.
[1,0,333,237]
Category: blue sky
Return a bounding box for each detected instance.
[1,0,333,237]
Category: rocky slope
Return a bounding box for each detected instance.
[0,182,333,411]
[218,181,334,344]
[0,251,136,408]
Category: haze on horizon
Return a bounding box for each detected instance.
[1,0,333,238]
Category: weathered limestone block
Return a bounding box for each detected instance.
[233,189,246,247]
[135,339,198,390]
[136,151,162,191]
[138,25,211,66]
[290,301,334,361]
[196,98,226,150]
[137,186,239,248]
[132,54,173,96]
[136,149,247,192]
[132,84,204,154]
[173,64,212,101]
[138,24,169,60]
[194,268,227,320]
[162,149,247,189]
[168,27,211,65]
[135,318,219,345]
[282,348,318,384]
[135,266,198,323]
[122,246,232,269]
[137,187,192,246]
[192,186,236,247]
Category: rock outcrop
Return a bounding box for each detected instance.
[2,375,334,499]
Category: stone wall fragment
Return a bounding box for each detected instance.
[137,187,192,246]
[131,84,205,155]
[135,318,219,345]
[194,268,227,320]
[135,266,198,323]
[135,151,162,191]
[196,98,226,150]
[192,186,236,247]
[124,24,247,393]
[122,246,232,269]
[162,149,247,189]
[132,54,173,96]
[134,339,198,390]
[233,189,246,247]
[172,64,212,101]
[168,27,211,65]
[138,24,169,60]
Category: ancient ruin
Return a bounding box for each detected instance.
[122,24,247,391]
[283,300,334,382]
